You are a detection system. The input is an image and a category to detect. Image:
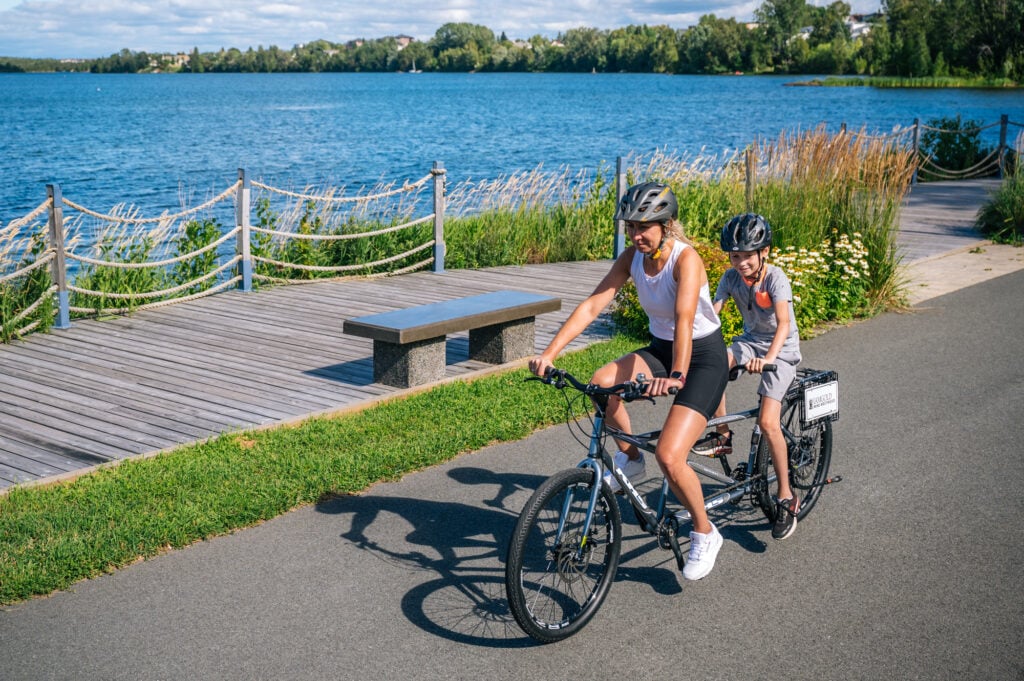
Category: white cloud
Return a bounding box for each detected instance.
[0,0,884,59]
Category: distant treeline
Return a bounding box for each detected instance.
[3,0,1022,80]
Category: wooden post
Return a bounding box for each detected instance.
[614,156,626,259]
[46,184,71,329]
[432,161,446,273]
[745,147,757,212]
[998,114,1009,179]
[911,117,920,185]
[236,168,252,292]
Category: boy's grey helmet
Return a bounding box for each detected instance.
[720,213,772,251]
[615,182,678,223]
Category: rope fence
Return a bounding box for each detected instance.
[1,161,447,340]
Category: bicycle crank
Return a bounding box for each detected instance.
[658,518,686,572]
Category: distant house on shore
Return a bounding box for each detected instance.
[394,34,415,50]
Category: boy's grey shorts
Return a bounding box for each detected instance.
[728,339,800,403]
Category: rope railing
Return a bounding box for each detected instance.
[250,213,434,241]
[0,162,448,339]
[69,275,243,315]
[0,250,55,284]
[67,256,242,300]
[844,127,915,142]
[251,240,434,274]
[918,148,1002,179]
[7,284,58,327]
[919,120,1002,134]
[61,182,240,225]
[2,199,51,234]
[65,227,241,269]
[252,256,434,285]
[251,172,432,202]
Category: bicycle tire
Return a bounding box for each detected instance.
[505,467,622,643]
[754,395,833,522]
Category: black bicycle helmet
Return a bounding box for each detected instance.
[614,182,678,224]
[720,213,772,252]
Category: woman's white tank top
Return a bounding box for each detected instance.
[630,240,721,342]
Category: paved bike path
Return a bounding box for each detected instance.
[3,274,1024,679]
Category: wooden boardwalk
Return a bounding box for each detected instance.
[0,179,998,491]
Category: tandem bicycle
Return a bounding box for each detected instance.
[504,365,841,643]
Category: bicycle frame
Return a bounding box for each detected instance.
[568,393,781,569]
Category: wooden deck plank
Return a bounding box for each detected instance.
[0,358,249,432]
[2,341,296,421]
[0,372,211,440]
[0,352,282,428]
[54,328,350,410]
[0,433,84,472]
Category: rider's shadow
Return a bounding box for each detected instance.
[315,468,541,647]
[315,466,700,646]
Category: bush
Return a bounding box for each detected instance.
[976,167,1024,245]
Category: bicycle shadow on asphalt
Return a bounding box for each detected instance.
[314,465,735,647]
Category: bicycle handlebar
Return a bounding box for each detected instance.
[527,367,654,402]
[528,363,779,399]
[729,363,777,381]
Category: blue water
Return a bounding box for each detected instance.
[1,72,1021,228]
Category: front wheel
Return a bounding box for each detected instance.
[754,396,833,522]
[505,467,622,643]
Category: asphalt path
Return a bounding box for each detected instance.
[2,269,1023,680]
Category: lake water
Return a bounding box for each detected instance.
[1,72,1021,229]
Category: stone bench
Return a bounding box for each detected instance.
[343,290,562,388]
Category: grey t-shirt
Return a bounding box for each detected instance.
[714,264,800,356]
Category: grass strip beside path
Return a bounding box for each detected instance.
[0,337,636,605]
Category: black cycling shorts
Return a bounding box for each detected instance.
[633,328,729,419]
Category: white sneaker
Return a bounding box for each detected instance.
[682,524,723,581]
[603,451,646,493]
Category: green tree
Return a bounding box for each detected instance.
[560,27,608,72]
[860,18,891,75]
[807,1,851,48]
[431,22,495,70]
[650,25,680,73]
[755,0,811,70]
[680,15,747,73]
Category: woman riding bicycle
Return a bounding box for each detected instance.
[528,181,729,581]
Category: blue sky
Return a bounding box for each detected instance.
[0,0,882,59]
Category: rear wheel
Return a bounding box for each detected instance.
[754,396,833,522]
[505,467,622,643]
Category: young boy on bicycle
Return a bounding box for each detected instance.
[693,213,803,539]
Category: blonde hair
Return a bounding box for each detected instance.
[663,218,695,248]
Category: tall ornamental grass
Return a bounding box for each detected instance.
[443,165,617,267]
[0,226,55,342]
[976,139,1024,245]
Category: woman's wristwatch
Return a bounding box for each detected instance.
[669,371,684,380]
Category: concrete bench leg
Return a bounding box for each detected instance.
[373,337,446,388]
[469,317,535,364]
